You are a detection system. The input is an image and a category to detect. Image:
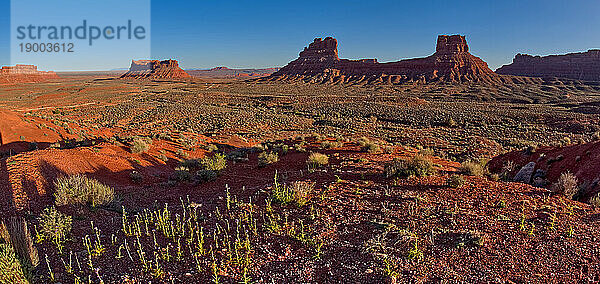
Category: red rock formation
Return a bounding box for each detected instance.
[496,50,600,81]
[120,60,191,80]
[266,35,501,84]
[0,65,59,84]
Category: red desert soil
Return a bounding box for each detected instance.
[490,141,600,200]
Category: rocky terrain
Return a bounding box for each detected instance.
[0,65,59,84]
[187,67,279,79]
[265,35,531,85]
[496,50,600,81]
[120,60,191,80]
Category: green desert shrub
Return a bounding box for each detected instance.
[552,171,579,199]
[447,174,465,188]
[38,207,72,248]
[0,243,29,283]
[258,151,279,167]
[307,152,329,169]
[202,153,227,172]
[54,174,114,207]
[131,137,152,154]
[357,137,379,153]
[460,160,486,177]
[384,155,436,178]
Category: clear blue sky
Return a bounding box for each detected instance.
[1,0,599,70]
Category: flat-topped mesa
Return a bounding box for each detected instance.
[120,59,191,80]
[268,34,501,84]
[0,64,59,84]
[276,37,340,76]
[496,50,600,81]
[435,35,469,54]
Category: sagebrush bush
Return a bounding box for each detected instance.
[54,174,114,207]
[460,160,486,177]
[131,137,152,154]
[447,174,465,188]
[307,152,329,169]
[552,171,579,199]
[38,207,72,247]
[258,151,279,167]
[384,155,436,178]
[202,153,227,172]
[174,166,192,182]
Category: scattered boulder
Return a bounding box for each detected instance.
[513,162,536,184]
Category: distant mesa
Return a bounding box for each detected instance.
[120,59,191,80]
[496,50,600,81]
[264,35,502,84]
[187,67,279,79]
[0,64,59,84]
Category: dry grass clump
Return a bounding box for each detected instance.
[590,192,600,208]
[384,155,436,178]
[460,160,487,177]
[552,171,579,199]
[357,137,380,153]
[131,137,152,154]
[202,153,227,172]
[447,174,465,188]
[307,152,329,169]
[54,174,114,207]
[258,151,279,167]
[271,174,315,207]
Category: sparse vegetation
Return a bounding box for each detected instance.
[54,174,114,207]
[460,159,487,177]
[384,155,436,178]
[131,137,152,154]
[447,174,465,188]
[306,152,329,170]
[552,171,579,199]
[258,151,279,167]
[38,207,72,252]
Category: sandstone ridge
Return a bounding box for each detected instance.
[263,35,508,85]
[496,50,600,81]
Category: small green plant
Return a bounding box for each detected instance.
[590,193,600,208]
[131,137,152,154]
[0,243,29,282]
[384,155,436,178]
[38,207,72,252]
[447,174,465,188]
[202,153,227,172]
[54,174,114,207]
[258,151,279,167]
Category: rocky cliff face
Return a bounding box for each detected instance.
[120,60,191,80]
[496,50,600,81]
[266,35,501,84]
[0,65,59,84]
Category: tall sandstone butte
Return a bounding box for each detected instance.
[120,59,191,80]
[496,50,600,81]
[0,65,59,84]
[267,35,501,84]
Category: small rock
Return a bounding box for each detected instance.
[513,162,535,184]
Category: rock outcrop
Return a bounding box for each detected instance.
[120,60,191,80]
[0,65,59,84]
[496,50,600,81]
[264,35,502,85]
